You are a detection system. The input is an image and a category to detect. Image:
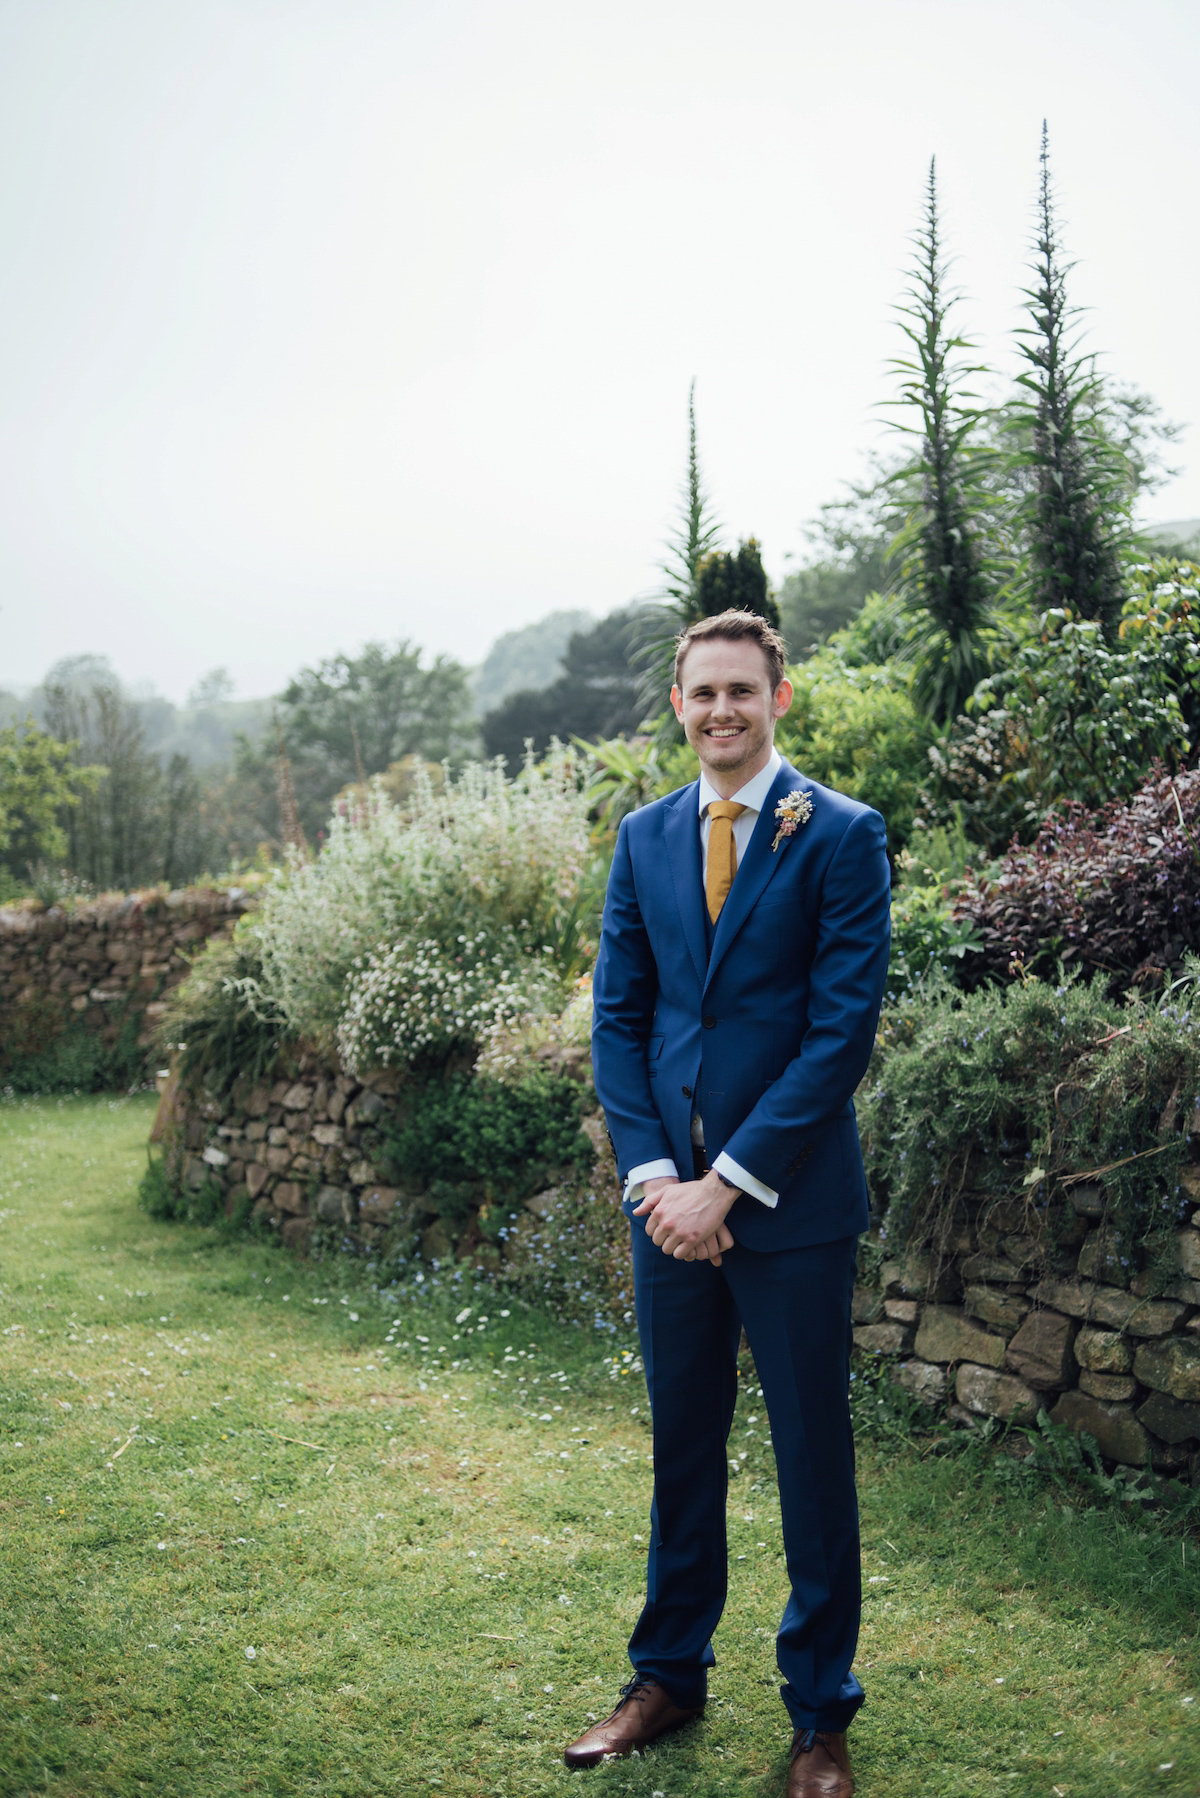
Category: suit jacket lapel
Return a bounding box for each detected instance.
[662,780,708,988]
[704,760,810,992]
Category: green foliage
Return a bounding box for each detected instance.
[249,748,590,1049]
[1119,557,1200,748]
[1011,127,1129,635]
[480,607,646,774]
[886,883,981,1001]
[580,731,698,829]
[379,1071,593,1209]
[775,651,936,856]
[41,660,222,890]
[859,973,1200,1269]
[0,719,97,883]
[888,159,999,723]
[692,537,780,630]
[471,609,592,716]
[778,461,900,655]
[156,927,287,1097]
[923,600,1196,853]
[232,640,475,847]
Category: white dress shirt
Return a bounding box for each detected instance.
[623,748,782,1211]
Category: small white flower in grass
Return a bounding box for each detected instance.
[1159,1764,1175,1772]
[157,1542,167,1551]
[543,1684,553,1693]
[456,1307,472,1324]
[994,1678,1005,1684]
[349,1313,359,1322]
[1183,1695,1195,1705]
[48,1694,59,1702]
[245,1647,257,1660]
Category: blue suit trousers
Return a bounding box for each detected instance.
[626,1210,865,1733]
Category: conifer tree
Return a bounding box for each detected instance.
[1013,124,1127,635]
[890,157,996,724]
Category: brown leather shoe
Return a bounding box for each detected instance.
[786,1728,854,1796]
[563,1675,704,1767]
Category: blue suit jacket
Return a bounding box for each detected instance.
[591,758,891,1251]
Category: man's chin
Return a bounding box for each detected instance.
[696,735,763,774]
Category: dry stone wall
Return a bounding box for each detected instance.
[853,1176,1200,1481]
[156,1055,610,1271]
[164,1057,1200,1484]
[0,888,252,1075]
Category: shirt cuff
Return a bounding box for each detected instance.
[623,1158,679,1205]
[713,1150,778,1209]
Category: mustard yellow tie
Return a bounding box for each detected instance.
[706,801,747,922]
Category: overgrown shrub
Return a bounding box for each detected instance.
[859,972,1200,1274]
[923,595,1199,854]
[952,763,1200,989]
[155,927,287,1096]
[252,748,590,1049]
[336,930,561,1078]
[775,651,935,856]
[379,1070,593,1214]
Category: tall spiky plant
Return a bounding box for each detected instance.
[633,382,725,721]
[1012,124,1127,636]
[889,158,997,725]
[662,379,723,620]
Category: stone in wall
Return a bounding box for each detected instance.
[853,1322,915,1356]
[913,1305,1006,1370]
[1049,1390,1154,1466]
[1004,1309,1076,1391]
[1135,1391,1200,1445]
[1031,1279,1185,1336]
[1074,1327,1133,1374]
[1079,1372,1137,1402]
[895,1359,947,1405]
[955,1363,1039,1426]
[963,1284,1029,1335]
[1133,1336,1200,1404]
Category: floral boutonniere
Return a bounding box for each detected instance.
[771,788,814,852]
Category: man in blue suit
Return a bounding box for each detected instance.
[566,610,890,1797]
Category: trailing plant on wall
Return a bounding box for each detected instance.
[859,970,1200,1276]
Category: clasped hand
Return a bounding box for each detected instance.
[632,1172,737,1265]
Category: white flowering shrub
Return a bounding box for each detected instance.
[251,746,592,1060]
[336,929,561,1076]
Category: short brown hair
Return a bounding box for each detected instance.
[674,609,787,691]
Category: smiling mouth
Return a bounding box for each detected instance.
[706,726,745,739]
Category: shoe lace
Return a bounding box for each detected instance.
[790,1728,818,1759]
[615,1674,657,1708]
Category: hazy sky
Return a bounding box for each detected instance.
[2,0,1198,703]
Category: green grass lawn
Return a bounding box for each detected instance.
[1,1094,1198,1798]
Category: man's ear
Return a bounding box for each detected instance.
[772,678,794,719]
[670,684,685,723]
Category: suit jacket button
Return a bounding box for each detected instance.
[702,1015,716,1029]
[682,1084,692,1099]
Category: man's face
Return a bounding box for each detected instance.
[671,638,793,786]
